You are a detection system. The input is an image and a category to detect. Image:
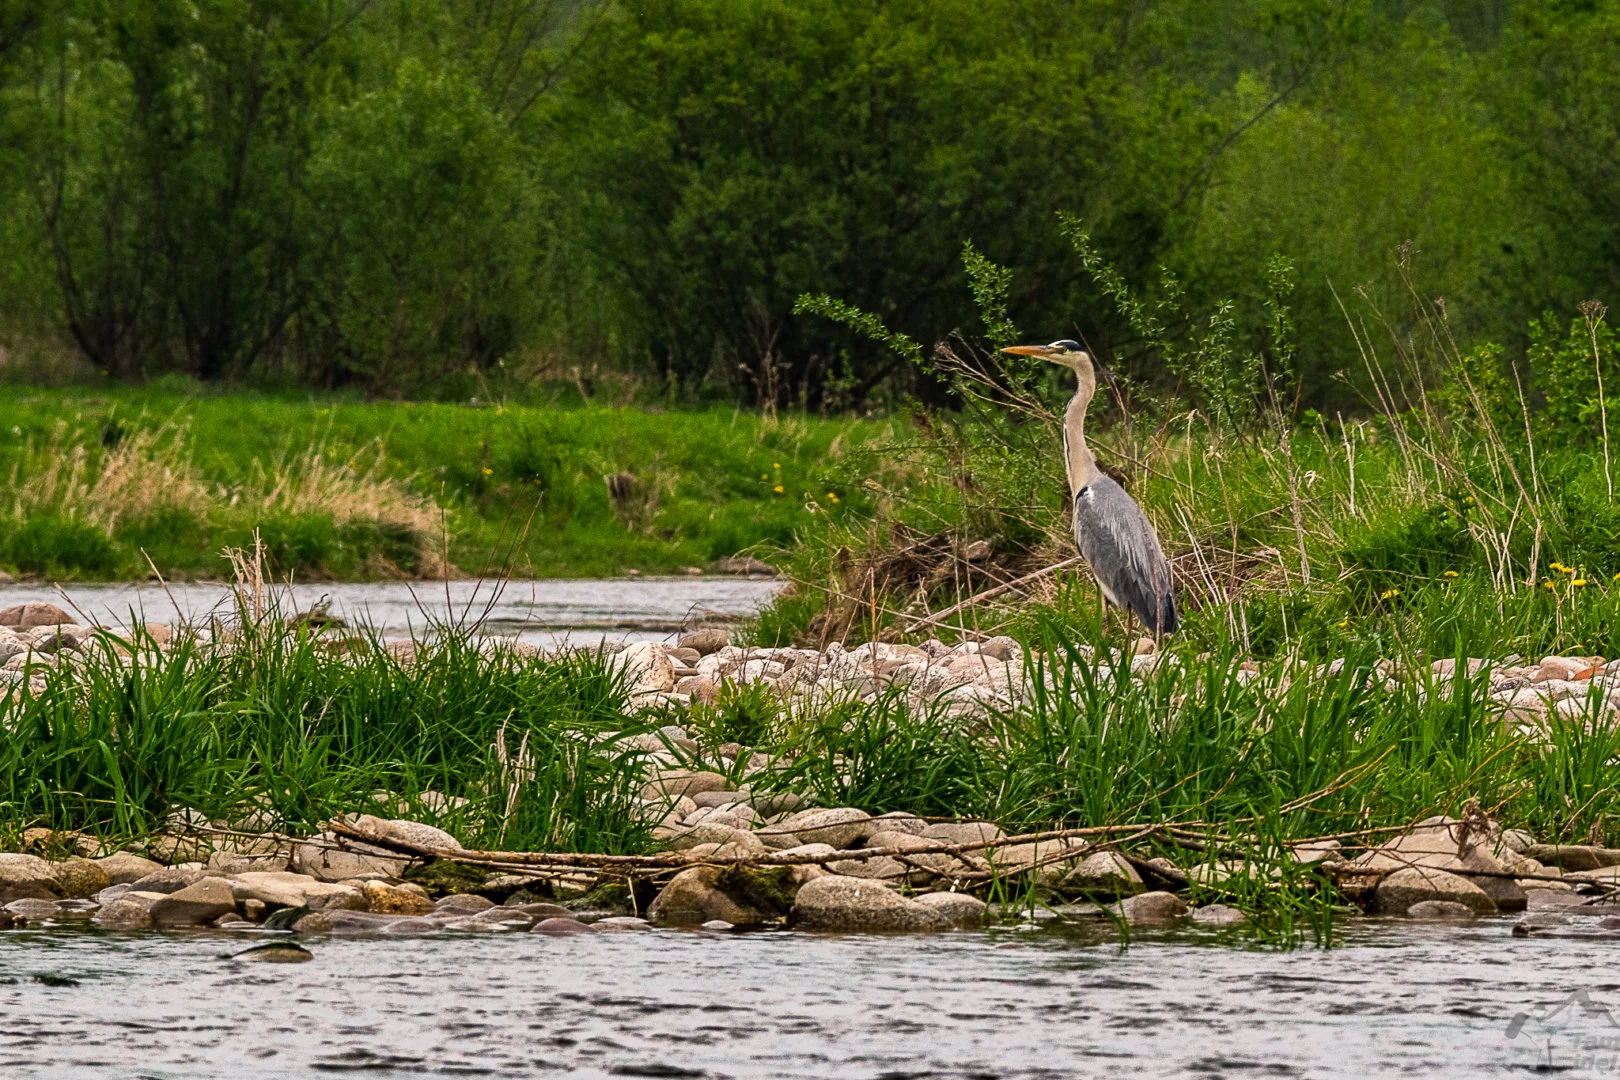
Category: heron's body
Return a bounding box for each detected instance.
[1004,339,1178,636]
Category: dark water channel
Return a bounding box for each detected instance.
[1,917,1613,1078]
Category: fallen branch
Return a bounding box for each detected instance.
[326,816,1182,875]
[902,556,1084,632]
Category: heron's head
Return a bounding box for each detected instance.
[1001,339,1093,374]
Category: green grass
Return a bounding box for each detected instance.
[0,383,891,580]
[0,622,659,855]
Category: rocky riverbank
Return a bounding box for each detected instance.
[7,599,1620,940]
[4,800,1619,940]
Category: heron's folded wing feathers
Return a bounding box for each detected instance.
[1073,477,1178,634]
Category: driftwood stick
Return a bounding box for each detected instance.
[326,816,1183,873]
[903,556,1085,632]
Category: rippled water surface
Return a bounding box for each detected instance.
[0,578,781,645]
[0,919,1611,1078]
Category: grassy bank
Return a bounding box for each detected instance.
[754,249,1620,668]
[0,384,891,580]
[0,621,659,855]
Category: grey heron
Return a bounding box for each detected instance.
[1001,340,1178,638]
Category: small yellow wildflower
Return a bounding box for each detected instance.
[1335,620,1348,630]
[772,462,780,469]
[1380,588,1400,600]
[760,473,769,480]
[773,485,784,494]
[1543,581,1555,590]
[1550,562,1568,573]
[1443,570,1459,579]
[827,492,839,503]
[1574,579,1588,587]
[481,467,493,476]
[1563,565,1577,575]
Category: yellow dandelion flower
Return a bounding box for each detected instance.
[1335,620,1348,630]
[827,492,839,503]
[1564,565,1577,575]
[1543,581,1555,590]
[1379,588,1400,600]
[1443,570,1459,579]
[772,462,780,469]
[481,467,493,476]
[760,473,769,480]
[773,485,784,494]
[1574,579,1588,587]
[1550,562,1567,573]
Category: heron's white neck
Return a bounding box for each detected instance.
[1062,364,1099,495]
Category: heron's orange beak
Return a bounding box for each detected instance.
[999,345,1053,357]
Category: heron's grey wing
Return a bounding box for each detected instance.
[1072,476,1179,634]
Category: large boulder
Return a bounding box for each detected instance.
[1345,815,1524,911]
[341,815,461,855]
[664,823,766,855]
[919,821,1003,847]
[790,876,950,932]
[619,642,676,694]
[914,891,987,928]
[149,877,238,927]
[361,880,435,915]
[981,839,1086,883]
[51,857,111,899]
[93,897,155,930]
[647,865,797,927]
[1526,844,1620,872]
[0,853,61,903]
[775,807,874,849]
[129,866,210,894]
[641,770,730,802]
[1373,867,1496,915]
[0,602,74,629]
[293,832,407,882]
[1111,891,1190,923]
[1062,851,1144,899]
[96,852,164,885]
[228,871,361,911]
[678,629,731,656]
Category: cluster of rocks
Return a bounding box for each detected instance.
[7,786,1618,938]
[1470,654,1620,726]
[612,631,1620,732]
[613,628,1066,720]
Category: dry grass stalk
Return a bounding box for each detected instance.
[6,421,211,531]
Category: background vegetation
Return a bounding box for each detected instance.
[0,0,1617,411]
[0,386,887,578]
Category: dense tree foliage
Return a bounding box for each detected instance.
[0,0,1614,407]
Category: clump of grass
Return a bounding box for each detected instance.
[756,610,1620,861]
[5,419,210,527]
[240,442,449,577]
[0,617,658,856]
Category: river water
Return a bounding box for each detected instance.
[0,578,783,646]
[0,917,1612,1078]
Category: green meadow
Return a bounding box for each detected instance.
[0,385,888,581]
